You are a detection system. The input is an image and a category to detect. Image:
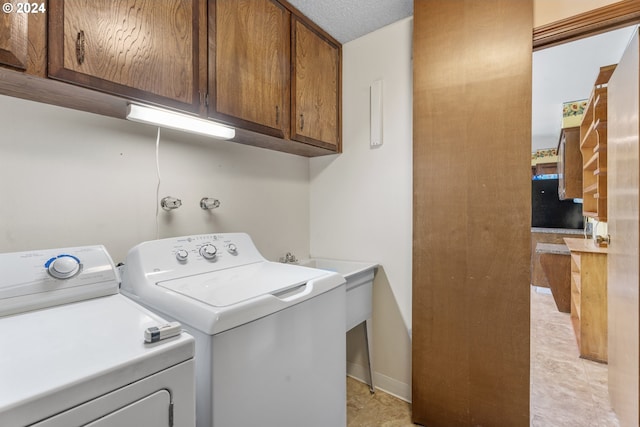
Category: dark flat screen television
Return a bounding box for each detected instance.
[531,177,583,229]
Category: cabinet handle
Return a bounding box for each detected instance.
[300,113,304,131]
[76,30,85,65]
[275,106,279,125]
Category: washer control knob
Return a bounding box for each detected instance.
[45,255,81,279]
[227,243,238,255]
[199,244,217,260]
[175,249,189,262]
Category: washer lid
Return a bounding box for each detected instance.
[157,262,327,307]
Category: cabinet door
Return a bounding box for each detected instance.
[558,126,582,200]
[211,0,289,138]
[48,0,200,112]
[0,3,46,75]
[291,17,341,151]
[0,8,27,70]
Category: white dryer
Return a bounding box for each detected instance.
[121,233,347,427]
[0,245,195,427]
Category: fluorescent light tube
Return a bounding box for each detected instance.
[126,104,235,140]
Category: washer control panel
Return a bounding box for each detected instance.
[167,234,248,266]
[0,245,119,317]
[124,233,265,286]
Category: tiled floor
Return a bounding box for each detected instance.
[530,287,619,427]
[346,287,620,426]
[346,376,413,427]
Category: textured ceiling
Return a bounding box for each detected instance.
[287,0,413,43]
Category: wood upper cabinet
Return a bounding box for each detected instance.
[48,0,200,112]
[558,126,583,200]
[0,2,46,76]
[291,16,341,151]
[211,0,341,153]
[0,0,341,156]
[210,0,290,137]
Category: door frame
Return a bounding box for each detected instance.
[533,0,640,51]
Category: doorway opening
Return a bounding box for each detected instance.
[530,22,636,425]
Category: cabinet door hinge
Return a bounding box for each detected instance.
[169,402,174,427]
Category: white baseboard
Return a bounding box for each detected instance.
[347,361,412,403]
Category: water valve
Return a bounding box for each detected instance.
[200,198,221,210]
[161,196,182,211]
[279,252,298,264]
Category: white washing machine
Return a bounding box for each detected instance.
[0,245,195,427]
[120,233,347,427]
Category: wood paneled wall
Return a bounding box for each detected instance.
[412,1,532,425]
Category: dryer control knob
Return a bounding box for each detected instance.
[176,249,189,262]
[46,255,81,279]
[199,244,217,260]
[227,243,238,255]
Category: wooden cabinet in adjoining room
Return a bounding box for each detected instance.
[564,237,608,363]
[557,126,583,200]
[210,0,290,138]
[580,64,616,221]
[0,2,46,76]
[291,16,341,151]
[48,0,201,112]
[531,161,557,177]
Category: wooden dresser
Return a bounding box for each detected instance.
[564,237,608,363]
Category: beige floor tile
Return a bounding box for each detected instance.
[347,376,413,427]
[530,288,620,427]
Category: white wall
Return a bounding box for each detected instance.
[0,95,310,263]
[310,17,413,401]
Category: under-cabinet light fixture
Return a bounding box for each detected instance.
[126,104,235,140]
